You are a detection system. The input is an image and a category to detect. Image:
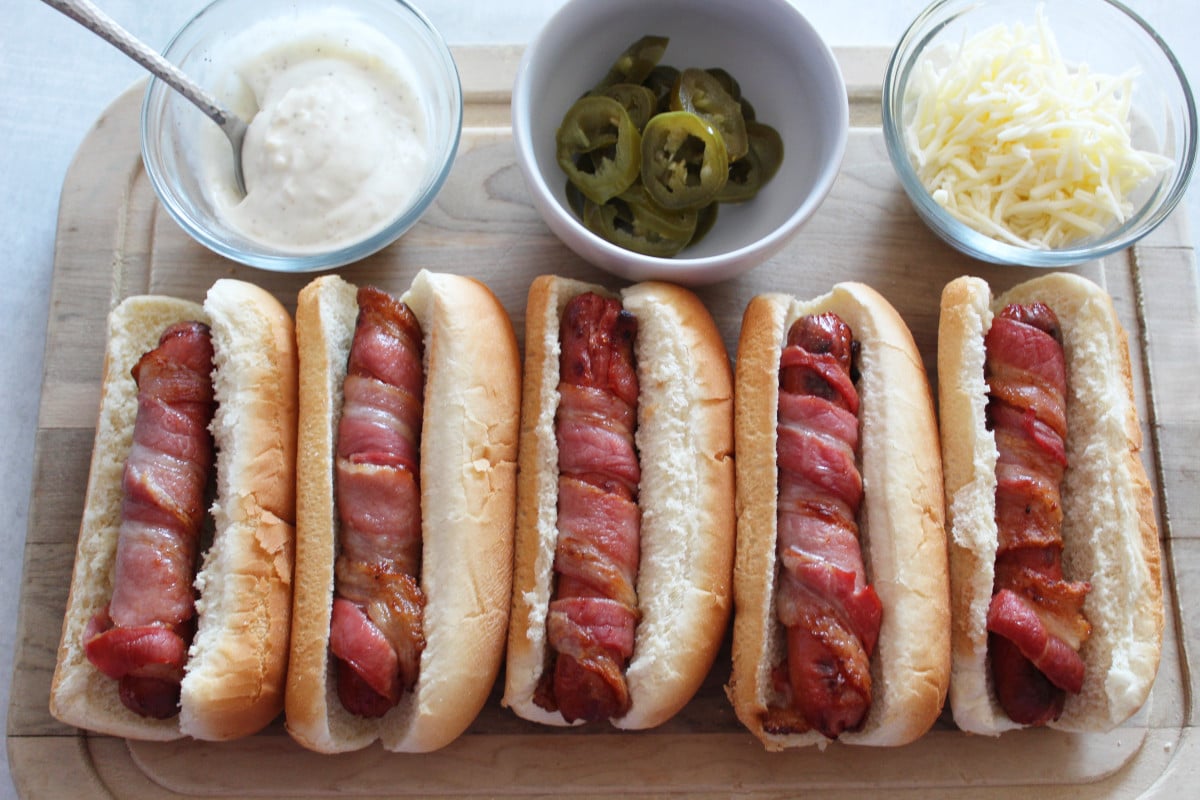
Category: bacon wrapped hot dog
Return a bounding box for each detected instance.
[728,283,949,749]
[503,276,735,729]
[81,320,215,722]
[939,273,1162,734]
[329,287,427,719]
[765,312,883,739]
[286,271,520,753]
[985,302,1091,726]
[535,291,641,722]
[51,281,298,741]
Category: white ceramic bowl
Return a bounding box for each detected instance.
[512,0,848,285]
[142,0,462,272]
[883,0,1197,267]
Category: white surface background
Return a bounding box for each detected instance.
[1,1,1195,796]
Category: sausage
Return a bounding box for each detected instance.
[329,286,427,718]
[763,313,882,739]
[534,291,642,723]
[82,321,216,719]
[983,303,1090,726]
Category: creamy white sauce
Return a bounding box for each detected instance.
[202,25,429,253]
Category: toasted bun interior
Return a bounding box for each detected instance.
[181,280,298,741]
[616,281,735,730]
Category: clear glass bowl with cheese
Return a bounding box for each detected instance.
[142,0,462,272]
[883,0,1196,266]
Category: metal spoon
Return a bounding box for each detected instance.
[41,0,248,194]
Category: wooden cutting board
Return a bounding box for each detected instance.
[9,46,1199,798]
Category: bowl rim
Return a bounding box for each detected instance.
[139,0,464,273]
[511,0,850,282]
[881,0,1199,266]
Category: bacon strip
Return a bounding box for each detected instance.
[83,321,216,719]
[329,287,427,718]
[764,313,882,740]
[984,303,1091,726]
[535,292,641,723]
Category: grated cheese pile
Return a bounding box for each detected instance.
[902,11,1172,249]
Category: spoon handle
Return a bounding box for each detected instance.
[39,0,245,139]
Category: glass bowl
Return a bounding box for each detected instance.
[512,0,848,285]
[141,0,462,272]
[882,0,1196,267]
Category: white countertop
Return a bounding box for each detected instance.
[1,1,1196,796]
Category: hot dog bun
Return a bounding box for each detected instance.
[938,272,1162,734]
[50,279,298,741]
[727,282,950,749]
[502,275,735,729]
[285,271,520,753]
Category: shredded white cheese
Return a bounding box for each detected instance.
[903,9,1172,249]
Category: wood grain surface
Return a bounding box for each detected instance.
[8,47,1198,798]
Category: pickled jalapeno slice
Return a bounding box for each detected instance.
[582,183,698,257]
[596,35,670,90]
[738,96,757,123]
[705,67,742,102]
[556,95,642,204]
[670,67,748,161]
[640,111,729,211]
[718,121,784,203]
[707,68,759,122]
[598,83,659,131]
[643,65,681,114]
